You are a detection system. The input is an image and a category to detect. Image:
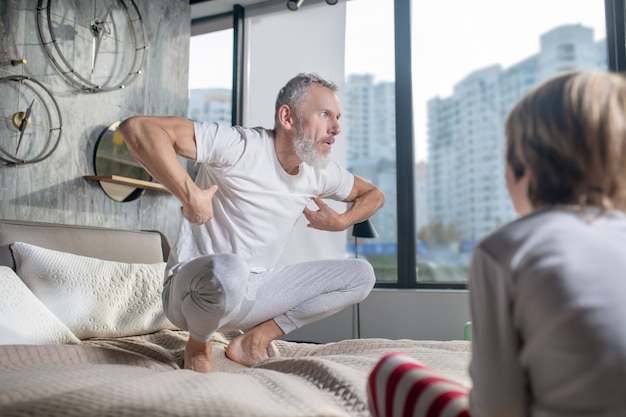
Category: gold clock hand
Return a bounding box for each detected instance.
[16,99,35,156]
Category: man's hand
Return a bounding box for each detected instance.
[181,185,218,225]
[303,197,345,231]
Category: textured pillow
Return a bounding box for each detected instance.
[11,242,176,340]
[368,352,470,417]
[0,266,80,345]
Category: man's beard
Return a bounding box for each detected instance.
[293,134,332,169]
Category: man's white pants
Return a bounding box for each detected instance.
[162,254,376,342]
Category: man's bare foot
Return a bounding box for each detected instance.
[225,333,268,367]
[184,337,213,373]
[225,319,283,367]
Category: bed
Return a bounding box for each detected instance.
[0,219,471,417]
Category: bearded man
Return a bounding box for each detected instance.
[119,73,385,373]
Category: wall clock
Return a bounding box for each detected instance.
[0,75,63,166]
[36,0,148,93]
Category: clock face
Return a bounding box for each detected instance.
[0,75,63,166]
[36,0,148,93]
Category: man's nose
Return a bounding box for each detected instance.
[330,118,341,136]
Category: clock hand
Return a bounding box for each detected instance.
[16,99,35,156]
[91,35,103,80]
[101,2,115,26]
[90,2,115,78]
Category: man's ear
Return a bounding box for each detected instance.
[278,104,296,129]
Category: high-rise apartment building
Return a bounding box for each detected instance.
[427,24,606,242]
[345,74,397,242]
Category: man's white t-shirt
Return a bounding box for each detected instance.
[167,122,354,275]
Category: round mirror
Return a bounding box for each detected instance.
[93,120,151,202]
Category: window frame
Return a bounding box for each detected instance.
[605,0,626,71]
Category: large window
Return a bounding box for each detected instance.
[189,0,623,290]
[411,0,607,287]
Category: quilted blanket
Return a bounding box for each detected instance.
[0,330,471,417]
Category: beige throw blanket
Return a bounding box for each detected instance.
[0,330,471,417]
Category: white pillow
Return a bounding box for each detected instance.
[0,266,80,345]
[11,242,176,340]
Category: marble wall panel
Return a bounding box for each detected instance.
[0,0,190,243]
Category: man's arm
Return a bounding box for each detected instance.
[118,116,217,224]
[303,175,385,231]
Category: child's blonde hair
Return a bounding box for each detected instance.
[506,70,626,211]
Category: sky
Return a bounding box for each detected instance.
[189,0,607,160]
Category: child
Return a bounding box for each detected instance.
[368,70,626,417]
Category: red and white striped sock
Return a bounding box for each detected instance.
[367,352,470,417]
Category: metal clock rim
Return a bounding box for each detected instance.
[0,75,63,166]
[36,0,148,93]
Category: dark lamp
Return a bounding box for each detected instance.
[352,219,378,259]
[351,218,377,339]
[352,219,379,239]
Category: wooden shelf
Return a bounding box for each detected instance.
[83,175,170,193]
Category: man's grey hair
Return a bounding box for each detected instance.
[274,73,338,129]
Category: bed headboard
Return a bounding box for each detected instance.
[0,219,171,270]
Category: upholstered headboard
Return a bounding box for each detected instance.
[0,219,171,270]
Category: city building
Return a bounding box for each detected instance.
[427,24,607,243]
[344,74,397,243]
